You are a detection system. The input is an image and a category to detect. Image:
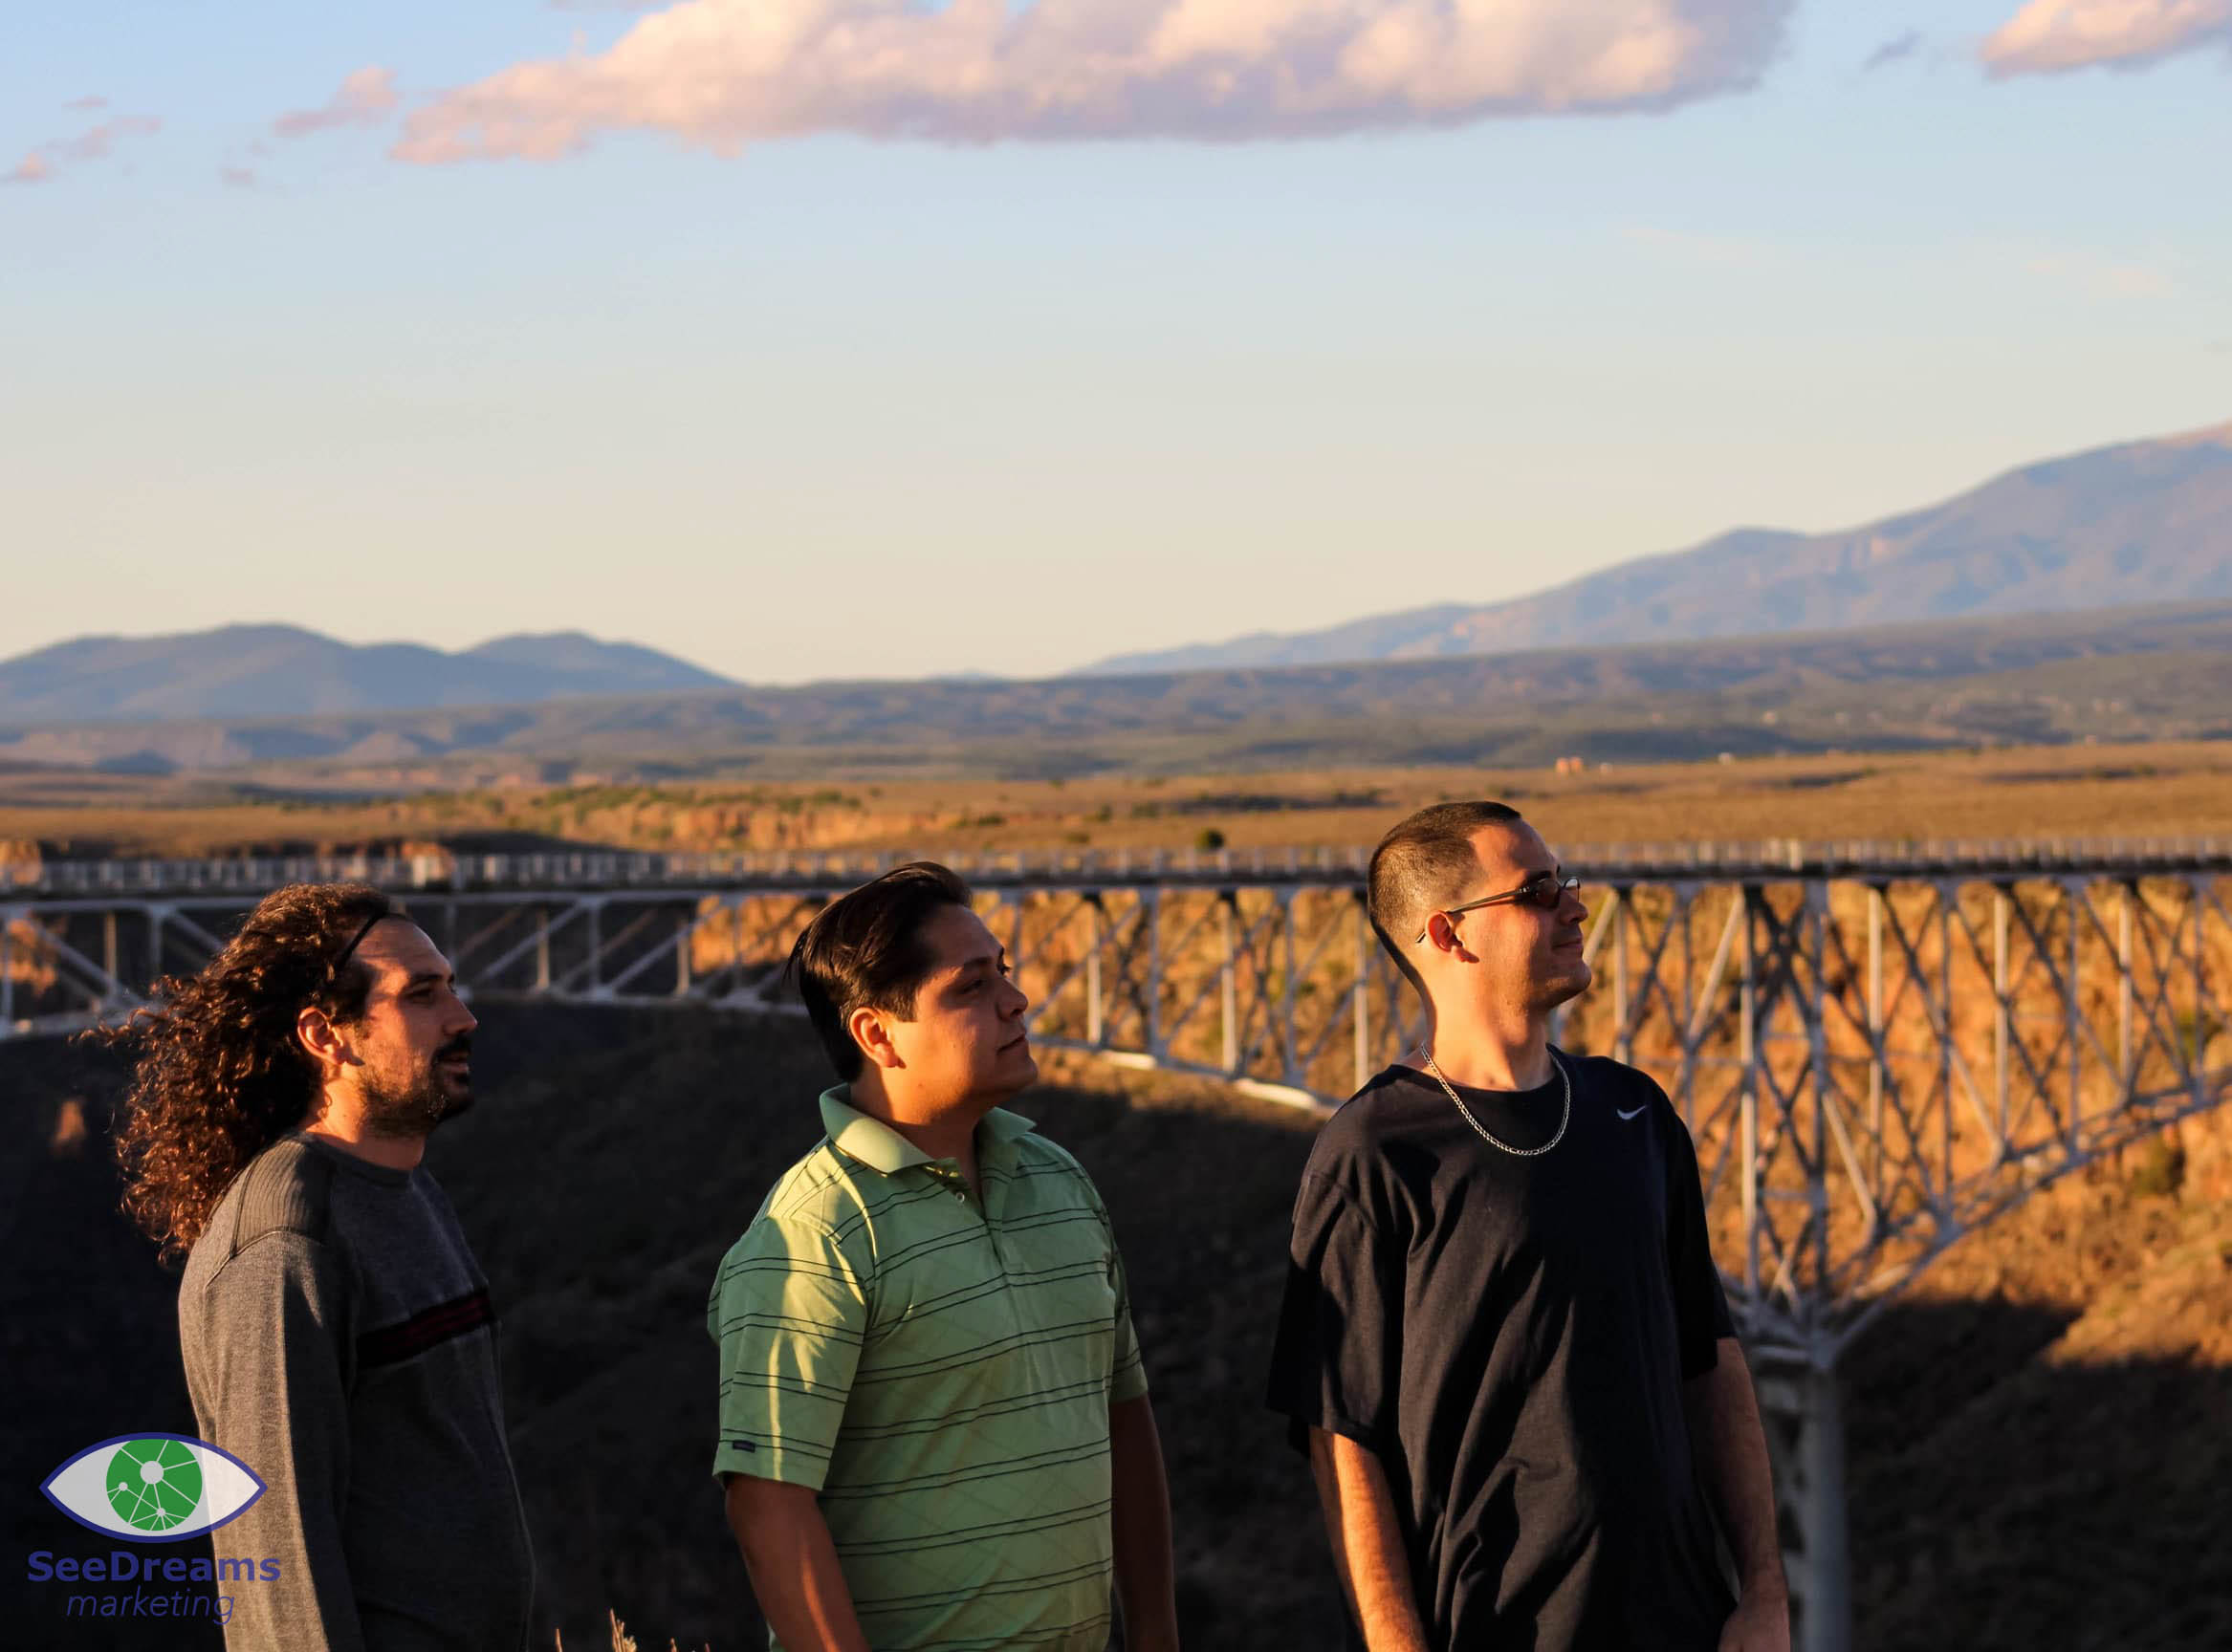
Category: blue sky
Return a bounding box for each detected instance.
[3,0,2226,683]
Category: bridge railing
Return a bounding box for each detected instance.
[9,835,2232,896]
[5,845,1368,896]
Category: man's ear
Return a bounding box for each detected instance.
[1421,911,1477,965]
[295,1006,356,1075]
[848,1005,905,1071]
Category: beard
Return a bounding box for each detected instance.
[358,1039,475,1137]
[1535,955,1593,1012]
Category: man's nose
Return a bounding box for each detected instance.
[999,977,1029,1017]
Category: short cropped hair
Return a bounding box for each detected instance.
[1368,801,1525,994]
[789,860,974,1082]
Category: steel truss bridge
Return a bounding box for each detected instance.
[9,837,2231,1652]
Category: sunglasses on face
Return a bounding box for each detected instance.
[1414,868,1581,945]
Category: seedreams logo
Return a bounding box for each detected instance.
[41,1434,264,1540]
[30,1434,275,1630]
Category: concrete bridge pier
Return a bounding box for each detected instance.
[1756,1355,1850,1652]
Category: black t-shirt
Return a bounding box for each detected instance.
[1264,1053,1736,1652]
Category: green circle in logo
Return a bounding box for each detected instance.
[105,1438,203,1532]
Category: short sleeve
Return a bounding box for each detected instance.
[1107,1240,1150,1404]
[1074,1167,1150,1404]
[1664,1113,1736,1379]
[1264,1172,1401,1453]
[707,1215,869,1489]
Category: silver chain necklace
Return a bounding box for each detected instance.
[1419,1047,1570,1158]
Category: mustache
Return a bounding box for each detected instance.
[435,1035,474,1061]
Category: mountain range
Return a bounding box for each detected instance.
[7,602,2232,779]
[4,417,2229,772]
[1084,418,2232,674]
[0,627,732,725]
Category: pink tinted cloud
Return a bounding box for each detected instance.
[63,94,108,112]
[221,164,260,189]
[397,0,1795,163]
[59,117,162,162]
[274,65,401,138]
[3,112,157,187]
[1982,0,2232,75]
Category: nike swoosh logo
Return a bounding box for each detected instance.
[1616,1105,1647,1121]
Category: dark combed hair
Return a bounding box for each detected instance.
[788,861,973,1082]
[92,881,395,1261]
[1368,800,1525,992]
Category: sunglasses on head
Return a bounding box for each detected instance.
[1414,868,1581,945]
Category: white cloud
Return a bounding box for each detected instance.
[274,66,402,139]
[396,0,1793,163]
[1981,0,2232,76]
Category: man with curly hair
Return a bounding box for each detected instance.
[108,882,532,1652]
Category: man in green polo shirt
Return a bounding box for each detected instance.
[709,860,1182,1651]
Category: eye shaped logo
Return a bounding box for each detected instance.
[41,1434,265,1542]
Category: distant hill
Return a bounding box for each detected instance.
[1085,419,2232,674]
[7,601,2232,779]
[0,626,732,724]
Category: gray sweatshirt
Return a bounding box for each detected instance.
[178,1133,535,1652]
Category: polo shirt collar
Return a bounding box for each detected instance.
[819,1086,1037,1177]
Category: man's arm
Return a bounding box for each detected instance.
[192,1236,364,1652]
[723,1475,871,1652]
[1108,1395,1180,1651]
[708,1211,871,1645]
[1307,1429,1430,1652]
[1684,1339,1790,1652]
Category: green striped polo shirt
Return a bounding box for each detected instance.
[709,1088,1149,1652]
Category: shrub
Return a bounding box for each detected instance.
[2128,1138,2187,1200]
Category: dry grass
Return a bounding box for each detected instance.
[9,738,2232,863]
[555,1608,708,1652]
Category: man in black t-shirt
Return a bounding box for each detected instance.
[1266,802,1788,1652]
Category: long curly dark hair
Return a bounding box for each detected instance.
[94,881,394,1260]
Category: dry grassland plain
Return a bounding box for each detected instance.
[7,738,2232,864]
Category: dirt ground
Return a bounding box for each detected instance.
[5,1008,2230,1650]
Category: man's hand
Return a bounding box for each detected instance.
[1684,1342,1790,1652]
[1718,1586,1791,1652]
